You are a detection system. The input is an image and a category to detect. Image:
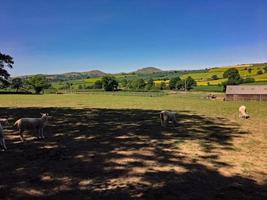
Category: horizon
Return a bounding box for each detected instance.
[1,0,267,76]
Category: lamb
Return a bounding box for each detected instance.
[160,111,177,127]
[0,118,8,151]
[14,113,50,142]
[239,105,249,119]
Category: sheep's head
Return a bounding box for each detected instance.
[40,113,51,120]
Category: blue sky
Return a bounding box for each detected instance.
[1,0,267,76]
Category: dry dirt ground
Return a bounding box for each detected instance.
[0,107,266,200]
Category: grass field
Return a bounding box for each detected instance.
[0,93,266,199]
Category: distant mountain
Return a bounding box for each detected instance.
[135,67,162,74]
[61,70,106,78]
[17,70,107,81]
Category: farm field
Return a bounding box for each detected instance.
[50,64,267,90]
[0,92,266,199]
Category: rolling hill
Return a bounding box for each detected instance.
[135,67,162,74]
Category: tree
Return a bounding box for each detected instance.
[102,76,118,91]
[130,79,146,90]
[257,70,263,75]
[222,69,243,91]
[176,79,184,90]
[120,79,128,88]
[94,80,103,89]
[264,66,267,73]
[223,68,240,79]
[26,75,51,94]
[0,52,14,84]
[145,79,154,90]
[243,77,255,83]
[184,76,197,90]
[159,82,166,90]
[211,75,218,80]
[11,78,23,92]
[169,77,181,90]
[247,68,252,73]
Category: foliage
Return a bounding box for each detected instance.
[257,70,263,75]
[264,66,267,73]
[102,76,118,91]
[184,76,197,90]
[223,68,240,79]
[211,75,218,80]
[120,79,128,88]
[127,79,146,90]
[94,80,103,89]
[0,52,14,84]
[159,82,166,90]
[169,77,181,90]
[243,77,255,84]
[26,75,51,94]
[145,78,154,90]
[11,78,23,92]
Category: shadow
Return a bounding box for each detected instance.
[0,107,266,200]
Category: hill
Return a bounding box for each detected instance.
[135,67,162,74]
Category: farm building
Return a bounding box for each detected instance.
[225,85,267,101]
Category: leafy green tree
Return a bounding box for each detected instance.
[211,75,218,80]
[94,80,103,89]
[243,77,255,83]
[257,70,263,75]
[145,78,154,90]
[129,79,146,90]
[0,52,14,84]
[176,79,184,90]
[184,76,197,90]
[120,79,128,88]
[247,68,252,73]
[169,77,181,90]
[26,75,51,94]
[222,69,243,91]
[264,66,267,73]
[223,68,240,79]
[102,76,118,91]
[11,78,23,92]
[159,82,166,90]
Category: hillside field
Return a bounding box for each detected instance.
[50,64,267,90]
[0,92,266,199]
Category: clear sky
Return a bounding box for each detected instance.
[1,0,267,76]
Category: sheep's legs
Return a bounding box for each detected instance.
[2,138,7,150]
[19,129,24,142]
[40,128,45,139]
[0,138,7,151]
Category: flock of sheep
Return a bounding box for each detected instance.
[0,106,249,151]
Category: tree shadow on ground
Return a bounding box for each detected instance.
[0,107,266,200]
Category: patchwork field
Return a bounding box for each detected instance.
[0,92,266,199]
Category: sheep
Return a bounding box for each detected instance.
[0,118,8,151]
[160,111,177,127]
[239,105,249,119]
[14,113,50,142]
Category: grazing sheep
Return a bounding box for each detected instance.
[14,113,50,142]
[239,105,249,119]
[0,118,8,151]
[160,111,177,127]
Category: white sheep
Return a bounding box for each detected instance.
[160,111,177,127]
[0,118,8,151]
[239,105,249,119]
[14,113,50,142]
